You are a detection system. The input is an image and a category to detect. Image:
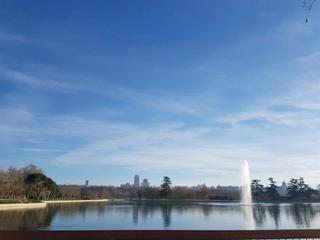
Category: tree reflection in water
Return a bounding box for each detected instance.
[132,203,139,225]
[160,203,172,228]
[131,201,173,227]
[0,206,54,230]
[285,203,317,227]
[253,205,266,227]
[201,204,214,218]
[267,205,280,229]
[1,202,320,230]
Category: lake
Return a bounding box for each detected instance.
[1,201,320,230]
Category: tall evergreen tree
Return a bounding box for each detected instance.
[160,176,172,198]
[251,179,264,198]
[266,177,279,200]
[287,178,299,198]
[288,177,314,199]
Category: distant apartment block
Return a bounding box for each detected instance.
[191,184,207,192]
[215,185,240,192]
[141,178,150,188]
[120,183,132,190]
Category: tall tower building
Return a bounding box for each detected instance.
[134,174,140,188]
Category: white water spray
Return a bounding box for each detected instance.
[240,160,252,205]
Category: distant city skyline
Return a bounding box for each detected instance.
[1,1,320,186]
[70,175,318,190]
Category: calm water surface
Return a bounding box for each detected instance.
[1,201,320,230]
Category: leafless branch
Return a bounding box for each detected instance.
[303,0,317,23]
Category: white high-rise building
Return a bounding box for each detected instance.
[134,174,140,188]
[277,181,288,196]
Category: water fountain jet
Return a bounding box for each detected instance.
[240,160,252,205]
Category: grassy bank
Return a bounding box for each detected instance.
[0,199,42,204]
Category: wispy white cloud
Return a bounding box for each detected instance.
[103,87,206,116]
[0,68,96,93]
[272,18,315,40]
[0,30,24,42]
[217,74,320,127]
[19,148,65,152]
[1,68,207,116]
[296,51,320,66]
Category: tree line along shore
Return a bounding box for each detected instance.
[1,164,320,204]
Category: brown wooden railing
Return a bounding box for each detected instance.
[1,230,320,240]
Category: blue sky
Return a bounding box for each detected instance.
[1,0,320,187]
